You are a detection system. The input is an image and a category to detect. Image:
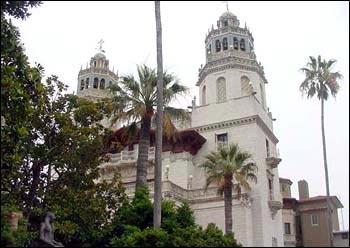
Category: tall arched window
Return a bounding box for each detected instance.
[85,78,89,89]
[241,76,252,96]
[94,61,97,67]
[93,77,98,88]
[216,77,226,103]
[233,37,238,50]
[80,80,84,90]
[215,40,221,52]
[240,39,246,51]
[202,85,206,105]
[100,78,105,89]
[260,84,265,107]
[223,38,228,50]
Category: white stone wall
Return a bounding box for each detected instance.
[282,209,297,247]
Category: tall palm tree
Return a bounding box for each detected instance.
[299,55,343,247]
[154,0,163,228]
[200,143,257,235]
[108,65,188,190]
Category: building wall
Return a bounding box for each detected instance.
[282,209,297,247]
[333,232,349,247]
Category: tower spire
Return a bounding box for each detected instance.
[222,1,229,11]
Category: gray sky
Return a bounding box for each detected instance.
[12,1,349,229]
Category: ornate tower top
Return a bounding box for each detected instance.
[77,40,118,101]
[197,11,267,86]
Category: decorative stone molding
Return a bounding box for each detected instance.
[268,200,282,219]
[266,157,282,168]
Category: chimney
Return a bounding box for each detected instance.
[298,180,309,200]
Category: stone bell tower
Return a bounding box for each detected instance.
[77,40,118,102]
[190,9,284,247]
[77,40,120,129]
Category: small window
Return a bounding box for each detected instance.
[93,77,98,89]
[85,78,89,89]
[266,139,270,157]
[284,223,291,234]
[233,37,238,50]
[94,61,97,67]
[240,39,246,51]
[109,81,112,87]
[202,85,206,105]
[216,133,228,150]
[281,184,286,192]
[100,78,105,89]
[224,20,228,27]
[311,214,319,226]
[80,80,84,91]
[223,38,228,50]
[341,233,349,239]
[215,40,221,52]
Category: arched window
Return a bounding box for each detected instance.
[202,85,206,105]
[216,77,226,103]
[241,76,252,96]
[223,38,228,50]
[93,77,98,88]
[207,44,211,54]
[240,39,246,51]
[260,84,265,107]
[223,20,228,27]
[233,37,239,50]
[215,40,221,52]
[93,61,97,67]
[100,78,105,89]
[85,78,89,89]
[80,80,84,91]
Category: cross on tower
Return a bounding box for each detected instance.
[221,1,229,11]
[97,39,105,53]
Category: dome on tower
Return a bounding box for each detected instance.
[94,52,106,59]
[220,10,236,19]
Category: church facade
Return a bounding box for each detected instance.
[77,11,284,247]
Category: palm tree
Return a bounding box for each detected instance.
[299,55,343,247]
[154,0,163,228]
[200,143,257,235]
[108,65,188,190]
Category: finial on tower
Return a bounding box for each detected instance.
[97,39,105,53]
[222,1,229,11]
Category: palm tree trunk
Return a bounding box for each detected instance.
[136,114,151,189]
[224,177,233,234]
[153,0,163,229]
[321,96,334,247]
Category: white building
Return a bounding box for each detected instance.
[79,11,284,247]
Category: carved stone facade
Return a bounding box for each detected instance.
[89,10,283,247]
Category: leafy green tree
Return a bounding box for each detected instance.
[299,55,343,247]
[200,143,257,234]
[108,65,189,189]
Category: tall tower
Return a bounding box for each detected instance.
[191,10,283,247]
[77,41,118,102]
[77,41,119,129]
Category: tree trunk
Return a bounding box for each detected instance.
[153,0,163,229]
[224,176,233,234]
[27,160,44,212]
[321,96,334,247]
[135,114,151,189]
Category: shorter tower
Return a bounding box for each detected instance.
[77,42,118,102]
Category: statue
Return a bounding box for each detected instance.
[40,212,64,247]
[29,212,64,247]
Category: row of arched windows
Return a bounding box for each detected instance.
[210,37,246,53]
[80,77,112,91]
[201,76,265,106]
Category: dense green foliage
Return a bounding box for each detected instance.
[109,187,241,247]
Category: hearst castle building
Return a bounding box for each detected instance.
[77,11,284,247]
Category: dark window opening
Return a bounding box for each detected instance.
[215,40,221,52]
[284,223,291,234]
[93,77,98,89]
[266,139,270,157]
[85,78,89,89]
[233,37,238,50]
[217,133,228,150]
[223,38,228,50]
[94,61,96,67]
[100,78,105,89]
[240,39,246,51]
[109,81,112,87]
[80,80,84,90]
[224,20,228,27]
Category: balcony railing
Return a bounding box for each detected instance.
[109,147,155,165]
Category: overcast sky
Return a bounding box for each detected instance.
[11,1,349,229]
